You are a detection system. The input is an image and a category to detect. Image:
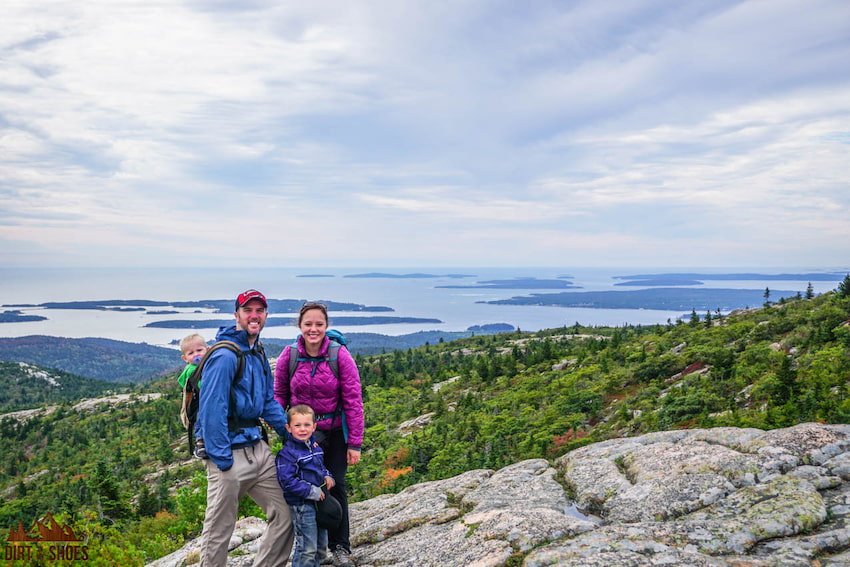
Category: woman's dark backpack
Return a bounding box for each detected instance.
[285,330,348,439]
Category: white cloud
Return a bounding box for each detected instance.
[357,188,581,223]
[0,0,848,268]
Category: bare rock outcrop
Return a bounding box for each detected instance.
[147,422,850,567]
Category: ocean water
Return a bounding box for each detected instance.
[0,267,842,349]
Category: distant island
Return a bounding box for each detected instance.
[35,300,171,309]
[614,278,705,287]
[613,272,845,286]
[0,311,48,323]
[4,299,395,314]
[485,287,800,311]
[467,323,515,332]
[343,273,475,279]
[297,274,335,278]
[145,315,442,329]
[437,278,580,290]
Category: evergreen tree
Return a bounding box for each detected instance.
[689,309,700,326]
[91,459,132,520]
[838,274,850,298]
[805,282,815,299]
[774,354,797,404]
[136,484,161,518]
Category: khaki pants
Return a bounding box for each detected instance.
[200,441,293,567]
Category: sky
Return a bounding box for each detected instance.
[1,0,849,269]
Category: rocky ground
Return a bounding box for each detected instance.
[147,422,850,567]
[1,393,163,422]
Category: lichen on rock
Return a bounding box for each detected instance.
[146,423,850,567]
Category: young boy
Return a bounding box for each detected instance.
[276,405,336,567]
[177,333,208,458]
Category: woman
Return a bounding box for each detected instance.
[275,302,364,567]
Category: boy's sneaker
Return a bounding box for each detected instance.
[331,546,355,567]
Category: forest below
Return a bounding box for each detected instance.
[1,278,849,566]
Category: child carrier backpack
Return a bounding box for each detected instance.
[180,340,267,454]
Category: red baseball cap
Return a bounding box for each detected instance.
[235,289,268,309]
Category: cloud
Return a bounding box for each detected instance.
[0,0,848,267]
[357,188,583,223]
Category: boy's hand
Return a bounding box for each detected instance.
[325,476,335,489]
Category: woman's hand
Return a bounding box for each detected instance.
[347,448,361,466]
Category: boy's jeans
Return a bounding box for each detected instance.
[291,502,329,567]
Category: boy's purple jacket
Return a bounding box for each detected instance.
[276,435,332,505]
[273,335,364,449]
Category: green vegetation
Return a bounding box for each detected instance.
[0,336,184,384]
[347,288,850,499]
[0,330,513,387]
[1,287,849,565]
[0,361,125,412]
[0,392,195,566]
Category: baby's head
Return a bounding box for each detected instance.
[286,404,317,441]
[179,333,208,365]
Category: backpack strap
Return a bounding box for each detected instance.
[227,341,266,432]
[183,340,247,453]
[327,344,340,379]
[287,341,343,425]
[187,340,243,392]
[287,343,340,380]
[287,343,299,383]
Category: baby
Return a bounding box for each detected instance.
[178,333,209,458]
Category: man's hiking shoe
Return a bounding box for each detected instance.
[332,546,355,567]
[319,555,333,565]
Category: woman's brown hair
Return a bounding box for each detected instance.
[298,301,329,326]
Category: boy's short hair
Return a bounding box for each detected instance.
[287,404,316,422]
[179,333,206,354]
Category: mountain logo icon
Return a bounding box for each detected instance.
[6,513,81,543]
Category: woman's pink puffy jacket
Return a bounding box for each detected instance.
[273,335,364,449]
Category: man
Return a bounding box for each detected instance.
[198,289,293,567]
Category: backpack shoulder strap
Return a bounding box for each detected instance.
[182,339,244,453]
[286,341,341,381]
[327,344,340,380]
[187,340,244,391]
[287,343,299,381]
